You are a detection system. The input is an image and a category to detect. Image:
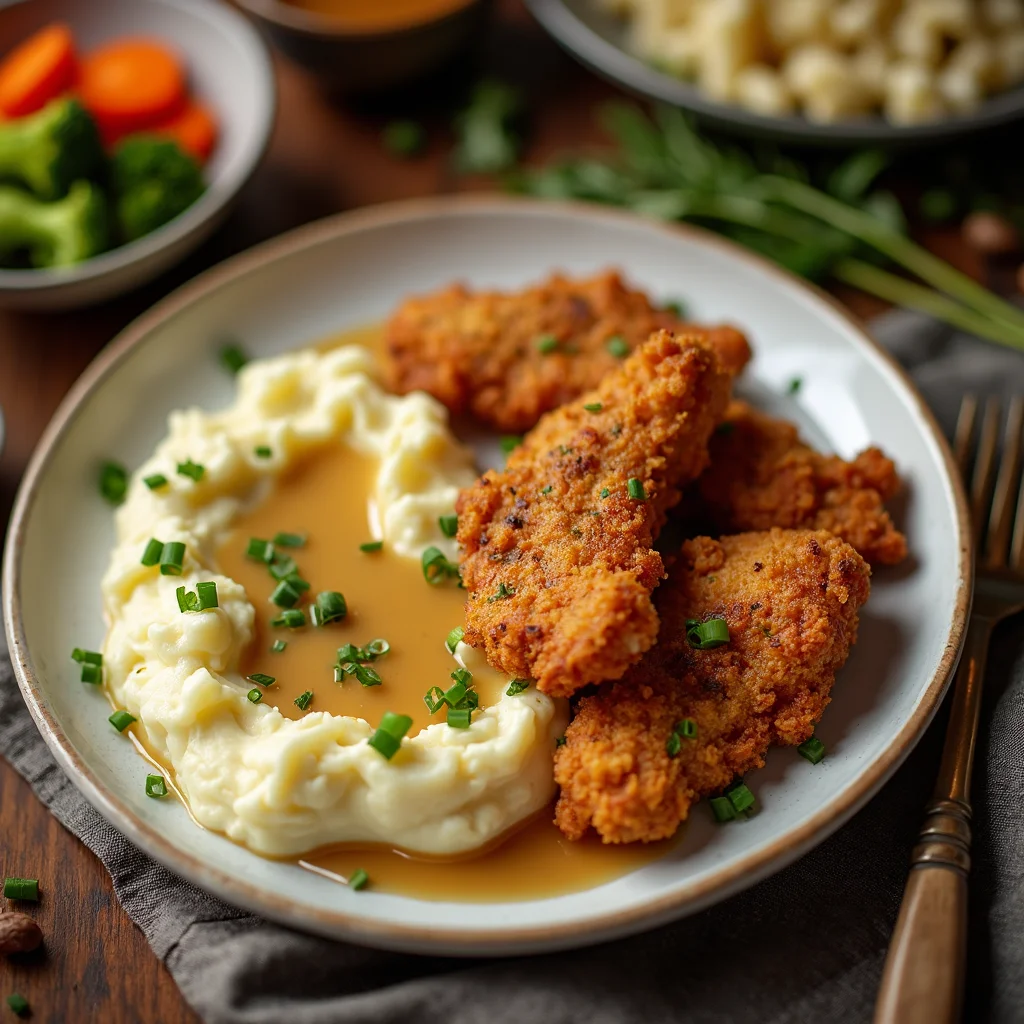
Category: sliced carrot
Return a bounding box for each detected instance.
[0,22,77,118]
[78,38,185,143]
[151,100,218,163]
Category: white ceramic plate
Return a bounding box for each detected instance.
[3,197,970,955]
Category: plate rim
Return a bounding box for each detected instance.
[2,195,972,954]
[524,0,1024,146]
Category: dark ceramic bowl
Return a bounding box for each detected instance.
[236,0,487,94]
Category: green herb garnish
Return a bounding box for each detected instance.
[685,617,730,650]
[99,461,128,505]
[145,774,168,798]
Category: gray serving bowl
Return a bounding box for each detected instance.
[236,0,486,94]
[0,0,275,310]
[526,0,1024,148]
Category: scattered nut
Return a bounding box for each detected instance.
[962,211,1020,255]
[0,912,42,955]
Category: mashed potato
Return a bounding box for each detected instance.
[101,346,566,857]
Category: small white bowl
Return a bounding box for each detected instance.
[0,0,275,310]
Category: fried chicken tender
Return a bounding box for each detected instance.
[696,401,908,565]
[456,330,737,699]
[386,270,750,432]
[554,529,870,843]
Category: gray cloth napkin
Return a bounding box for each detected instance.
[3,309,1024,1024]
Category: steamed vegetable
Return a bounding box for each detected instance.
[0,97,104,200]
[110,135,205,242]
[0,180,108,267]
[0,22,77,119]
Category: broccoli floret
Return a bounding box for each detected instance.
[111,136,206,243]
[0,181,108,268]
[0,98,104,201]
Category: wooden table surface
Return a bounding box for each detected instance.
[0,2,991,1021]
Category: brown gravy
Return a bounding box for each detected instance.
[277,0,474,31]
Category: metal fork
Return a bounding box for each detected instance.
[875,395,1024,1024]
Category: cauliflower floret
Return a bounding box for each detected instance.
[830,0,900,48]
[885,59,947,122]
[982,0,1024,29]
[694,0,763,101]
[765,0,835,53]
[784,44,874,120]
[734,63,798,115]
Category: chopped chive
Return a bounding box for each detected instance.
[268,555,298,581]
[606,335,630,358]
[677,718,698,739]
[353,664,382,687]
[176,459,205,482]
[727,782,756,815]
[787,377,803,395]
[423,686,446,713]
[506,679,530,696]
[716,421,735,436]
[334,666,345,683]
[541,485,552,495]
[143,473,168,491]
[271,639,287,653]
[583,402,603,412]
[486,582,515,602]
[254,445,272,459]
[663,299,687,317]
[445,626,465,653]
[710,796,737,822]
[627,478,646,500]
[600,487,610,499]
[247,688,262,703]
[99,461,128,505]
[294,690,314,711]
[145,774,168,798]
[666,732,682,757]
[360,540,383,553]
[500,435,522,454]
[447,707,472,729]
[2,878,38,901]
[555,735,566,747]
[219,342,248,374]
[368,711,413,759]
[685,617,730,650]
[159,540,186,576]
[246,538,275,563]
[421,546,460,585]
[6,994,29,1016]
[196,581,219,610]
[141,537,164,566]
[109,710,136,733]
[271,609,306,628]
[382,118,425,157]
[246,673,276,686]
[365,638,390,659]
[444,679,468,707]
[176,586,198,613]
[798,735,826,764]
[270,578,304,608]
[438,514,458,538]
[535,333,559,354]
[349,868,370,891]
[80,662,102,685]
[311,590,347,626]
[71,648,102,666]
[273,532,306,549]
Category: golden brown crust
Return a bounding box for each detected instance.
[553,528,871,843]
[695,401,908,565]
[456,331,736,698]
[385,270,750,432]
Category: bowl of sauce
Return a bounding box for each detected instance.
[236,0,487,94]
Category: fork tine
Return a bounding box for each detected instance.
[953,394,978,481]
[970,397,1001,549]
[985,396,1024,567]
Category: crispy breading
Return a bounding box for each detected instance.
[695,401,908,565]
[385,270,750,432]
[554,529,870,843]
[456,330,737,699]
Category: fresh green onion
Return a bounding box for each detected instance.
[353,664,382,688]
[506,679,530,696]
[273,532,306,549]
[600,487,610,498]
[271,609,306,628]
[294,690,314,711]
[141,537,164,566]
[246,673,276,686]
[311,590,347,626]
[109,710,136,733]
[787,377,803,395]
[99,461,128,505]
[677,718,698,739]
[666,732,682,757]
[535,333,559,354]
[444,678,468,707]
[500,435,522,454]
[445,626,464,653]
[368,712,413,759]
[2,878,38,901]
[438,514,458,538]
[798,735,826,764]
[365,638,390,658]
[143,473,168,491]
[627,478,646,500]
[583,402,603,412]
[486,582,514,602]
[6,994,29,1016]
[196,581,218,610]
[421,546,460,585]
[710,796,736,823]
[268,555,298,581]
[360,540,383,553]
[145,774,168,799]
[447,707,472,729]
[606,335,630,358]
[246,538,274,563]
[254,445,272,459]
[727,782,756,815]
[685,617,730,650]
[71,648,102,665]
[80,662,102,685]
[246,688,263,703]
[176,459,205,482]
[271,639,287,653]
[348,868,370,891]
[159,541,186,576]
[219,343,248,374]
[423,686,446,713]
[176,586,199,613]
[271,578,304,608]
[555,736,566,747]
[541,485,553,495]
